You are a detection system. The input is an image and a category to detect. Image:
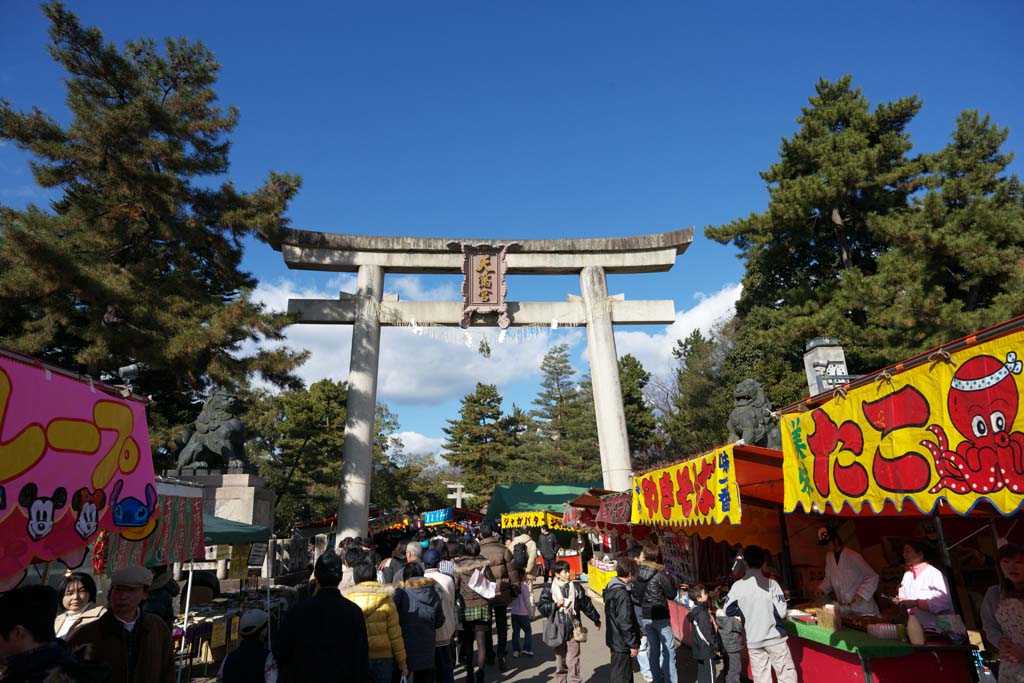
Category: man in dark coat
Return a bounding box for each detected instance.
[274,550,370,683]
[0,585,111,683]
[70,565,174,683]
[478,521,520,670]
[537,526,560,583]
[603,559,641,683]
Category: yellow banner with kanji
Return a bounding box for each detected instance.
[782,328,1024,516]
[500,511,572,531]
[630,444,742,527]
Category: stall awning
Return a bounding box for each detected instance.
[485,482,601,519]
[202,514,271,545]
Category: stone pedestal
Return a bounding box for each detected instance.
[166,469,275,529]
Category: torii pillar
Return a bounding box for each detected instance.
[272,229,693,538]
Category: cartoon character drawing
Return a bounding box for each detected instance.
[110,480,158,541]
[18,483,67,541]
[71,487,107,540]
[922,352,1024,494]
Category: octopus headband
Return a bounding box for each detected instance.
[951,352,1022,392]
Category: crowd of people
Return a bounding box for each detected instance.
[1,529,1022,683]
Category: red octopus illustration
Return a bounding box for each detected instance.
[922,351,1024,495]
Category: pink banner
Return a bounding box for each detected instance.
[0,354,157,582]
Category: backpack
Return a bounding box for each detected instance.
[513,542,529,570]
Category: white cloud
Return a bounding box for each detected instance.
[397,431,447,456]
[609,283,742,376]
[250,276,582,405]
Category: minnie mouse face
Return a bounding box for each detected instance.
[19,483,67,541]
[72,487,107,540]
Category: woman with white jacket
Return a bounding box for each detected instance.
[893,540,954,630]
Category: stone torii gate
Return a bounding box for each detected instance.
[273,228,693,537]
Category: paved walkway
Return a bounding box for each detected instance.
[189,583,705,683]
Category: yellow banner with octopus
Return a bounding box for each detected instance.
[782,326,1024,516]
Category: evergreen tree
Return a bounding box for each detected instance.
[529,344,601,481]
[499,403,538,480]
[0,4,304,454]
[247,380,347,534]
[838,110,1024,366]
[706,75,922,405]
[619,354,656,454]
[442,383,508,499]
[247,382,414,533]
[660,329,732,457]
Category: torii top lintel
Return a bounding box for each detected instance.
[274,227,694,275]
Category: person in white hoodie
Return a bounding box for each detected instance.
[725,545,796,683]
[815,526,880,617]
[424,549,458,683]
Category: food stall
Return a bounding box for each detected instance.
[173,514,276,675]
[489,482,600,578]
[772,318,1024,683]
[631,442,788,647]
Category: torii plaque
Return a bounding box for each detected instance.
[272,228,693,538]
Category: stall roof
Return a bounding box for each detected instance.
[567,488,618,510]
[486,482,601,519]
[203,514,271,545]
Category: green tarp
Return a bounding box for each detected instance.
[485,481,601,519]
[202,513,271,545]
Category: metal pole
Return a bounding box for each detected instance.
[176,560,195,683]
[933,516,966,618]
[777,505,795,592]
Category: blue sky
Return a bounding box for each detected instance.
[3,1,1023,458]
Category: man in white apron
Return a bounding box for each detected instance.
[815,527,880,617]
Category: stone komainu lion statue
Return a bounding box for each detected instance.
[175,389,248,470]
[726,379,781,449]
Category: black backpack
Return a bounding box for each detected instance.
[513,542,529,570]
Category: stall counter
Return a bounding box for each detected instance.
[586,561,616,595]
[783,619,974,683]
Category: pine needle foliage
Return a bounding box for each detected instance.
[0,4,306,452]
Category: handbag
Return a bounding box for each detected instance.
[572,618,588,643]
[468,568,497,600]
[543,610,571,647]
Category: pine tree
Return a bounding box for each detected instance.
[0,4,304,454]
[706,75,922,405]
[246,380,348,534]
[619,354,657,454]
[529,344,601,481]
[838,110,1024,366]
[660,329,732,457]
[442,383,509,499]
